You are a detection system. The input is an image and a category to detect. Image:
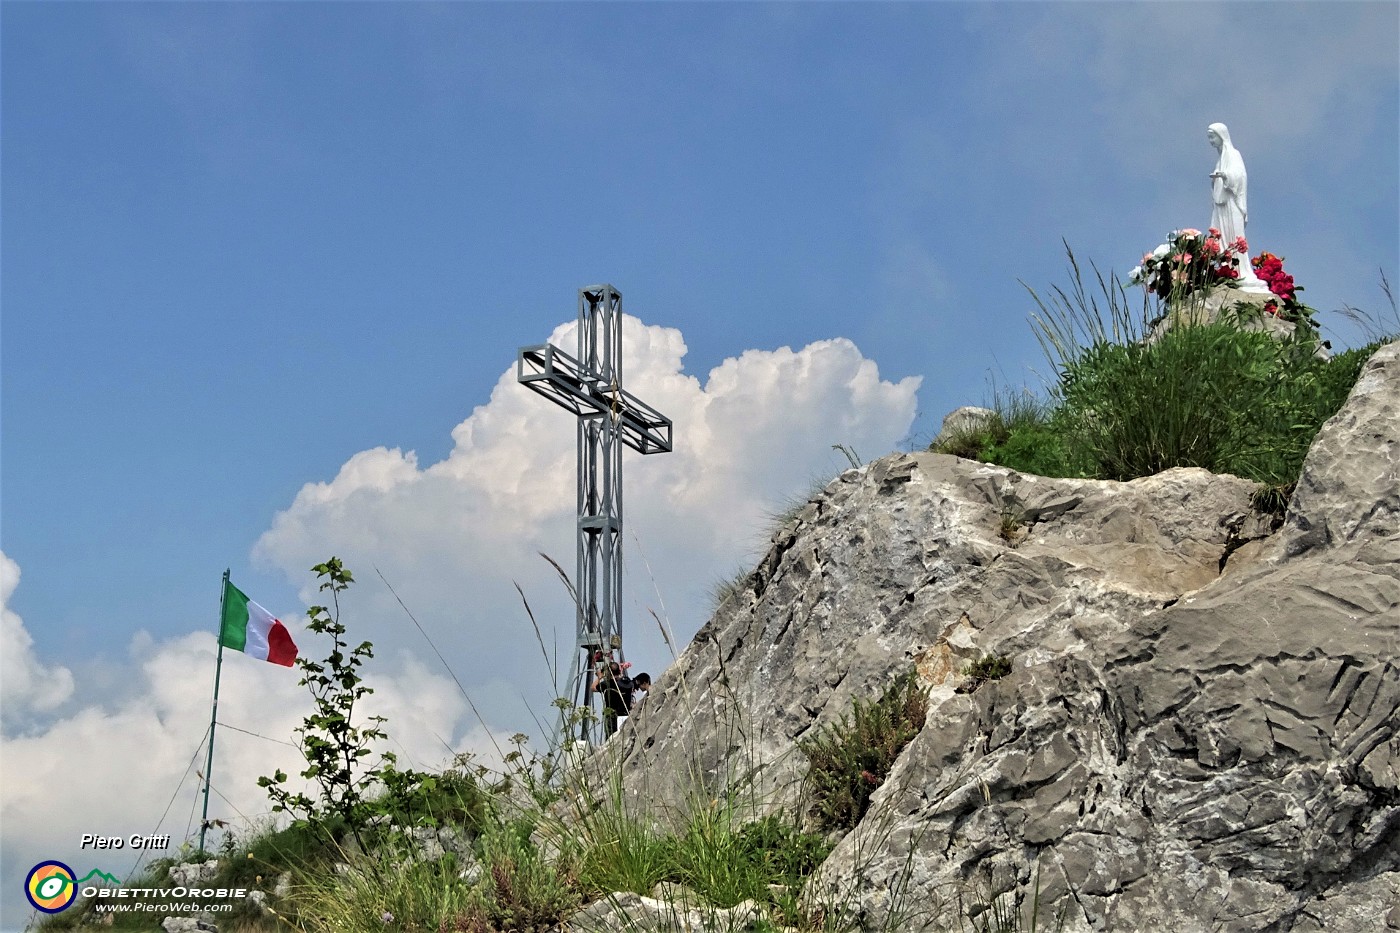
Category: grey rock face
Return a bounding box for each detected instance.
[932,405,996,448]
[610,456,1272,819]
[160,919,217,933]
[395,823,476,864]
[606,343,1398,931]
[167,860,220,887]
[1284,341,1400,557]
[564,891,768,933]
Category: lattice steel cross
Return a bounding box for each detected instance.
[517,285,672,739]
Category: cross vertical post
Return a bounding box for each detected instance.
[517,285,673,742]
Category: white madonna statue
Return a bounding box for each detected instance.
[1208,123,1268,292]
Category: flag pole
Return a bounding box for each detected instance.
[198,569,229,856]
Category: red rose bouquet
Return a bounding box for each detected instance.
[1251,251,1317,331]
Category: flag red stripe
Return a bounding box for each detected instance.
[266,621,298,667]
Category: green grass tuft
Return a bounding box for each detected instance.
[946,246,1396,489]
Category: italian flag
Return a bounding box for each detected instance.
[220,579,298,667]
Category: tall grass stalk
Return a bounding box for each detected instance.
[1022,243,1152,377]
[1335,268,1398,346]
[567,772,673,897]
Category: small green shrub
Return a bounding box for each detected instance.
[671,801,769,908]
[1055,324,1250,480]
[478,829,581,933]
[430,816,582,933]
[961,655,1012,684]
[1317,341,1382,401]
[731,813,832,889]
[565,762,831,918]
[981,417,1084,479]
[260,558,432,851]
[932,392,1087,479]
[375,764,490,836]
[931,394,1036,461]
[800,672,929,833]
[1054,326,1384,486]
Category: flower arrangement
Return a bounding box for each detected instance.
[1250,251,1321,333]
[1130,231,1320,336]
[1129,227,1249,300]
[1253,252,1295,302]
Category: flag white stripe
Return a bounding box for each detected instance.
[244,600,279,662]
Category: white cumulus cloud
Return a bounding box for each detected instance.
[1,551,76,730]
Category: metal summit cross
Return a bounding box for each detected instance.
[517,285,672,741]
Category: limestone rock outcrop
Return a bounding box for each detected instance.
[567,891,767,933]
[606,342,1398,931]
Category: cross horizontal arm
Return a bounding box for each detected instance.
[517,344,673,455]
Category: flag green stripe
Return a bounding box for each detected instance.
[219,579,251,652]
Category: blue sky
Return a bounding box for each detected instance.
[2,2,1396,927]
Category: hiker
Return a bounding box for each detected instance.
[631,672,651,707]
[591,657,634,737]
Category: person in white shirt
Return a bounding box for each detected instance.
[631,672,651,707]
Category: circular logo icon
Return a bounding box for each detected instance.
[26,861,77,913]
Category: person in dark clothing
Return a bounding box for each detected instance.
[591,657,633,737]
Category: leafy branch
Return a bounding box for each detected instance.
[258,558,411,849]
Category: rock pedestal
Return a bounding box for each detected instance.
[1148,285,1327,358]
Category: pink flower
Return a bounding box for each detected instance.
[1232,236,1249,253]
[1180,228,1201,238]
[1208,227,1221,237]
[1203,237,1221,255]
